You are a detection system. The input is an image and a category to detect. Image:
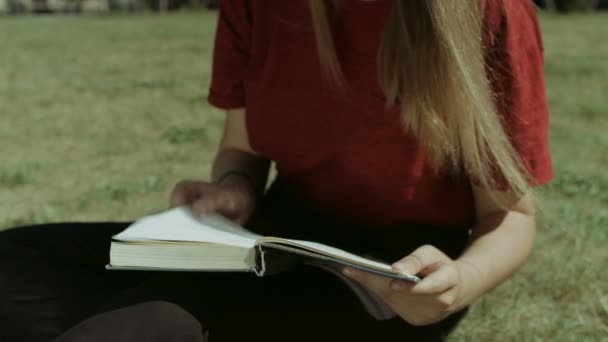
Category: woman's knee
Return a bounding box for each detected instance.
[140,301,205,340]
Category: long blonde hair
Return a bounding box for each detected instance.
[309,0,531,205]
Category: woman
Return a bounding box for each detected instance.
[0,0,552,341]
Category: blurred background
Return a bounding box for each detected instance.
[1,0,608,14]
[0,1,607,340]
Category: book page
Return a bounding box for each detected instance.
[108,241,256,271]
[259,237,420,282]
[261,237,391,270]
[113,208,260,249]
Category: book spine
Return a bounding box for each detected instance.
[253,244,267,277]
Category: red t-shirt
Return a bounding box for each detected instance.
[208,0,553,230]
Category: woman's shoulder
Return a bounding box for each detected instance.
[483,0,540,23]
[482,0,543,48]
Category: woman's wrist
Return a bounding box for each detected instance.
[451,209,536,310]
[452,258,487,311]
[211,148,270,203]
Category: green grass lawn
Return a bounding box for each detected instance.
[1,11,607,341]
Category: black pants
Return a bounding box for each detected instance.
[0,185,470,341]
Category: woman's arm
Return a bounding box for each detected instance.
[211,108,270,196]
[342,187,538,326]
[170,108,270,224]
[453,187,536,310]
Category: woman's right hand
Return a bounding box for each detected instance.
[169,178,257,225]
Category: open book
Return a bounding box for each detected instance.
[108,208,420,283]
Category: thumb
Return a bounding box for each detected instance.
[392,245,450,277]
[170,180,204,208]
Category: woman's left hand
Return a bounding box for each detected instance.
[343,245,476,326]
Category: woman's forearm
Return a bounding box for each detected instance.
[211,108,271,196]
[454,209,536,309]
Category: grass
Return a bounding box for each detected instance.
[0,12,223,224]
[1,11,607,341]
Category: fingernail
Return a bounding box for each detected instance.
[342,268,353,278]
[393,263,412,275]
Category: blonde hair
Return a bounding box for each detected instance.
[309,0,531,206]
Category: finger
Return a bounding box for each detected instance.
[191,192,239,218]
[206,193,241,220]
[191,196,219,216]
[169,184,189,208]
[410,264,459,295]
[392,245,450,277]
[215,194,240,217]
[389,279,416,292]
[169,180,202,207]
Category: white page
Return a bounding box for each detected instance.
[114,208,259,249]
[260,237,395,272]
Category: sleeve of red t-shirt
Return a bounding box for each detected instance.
[207,0,251,109]
[483,0,554,187]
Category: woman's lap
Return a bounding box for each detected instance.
[0,221,464,342]
[0,222,136,341]
[54,301,205,342]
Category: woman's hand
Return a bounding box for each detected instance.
[343,245,479,326]
[169,177,257,225]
